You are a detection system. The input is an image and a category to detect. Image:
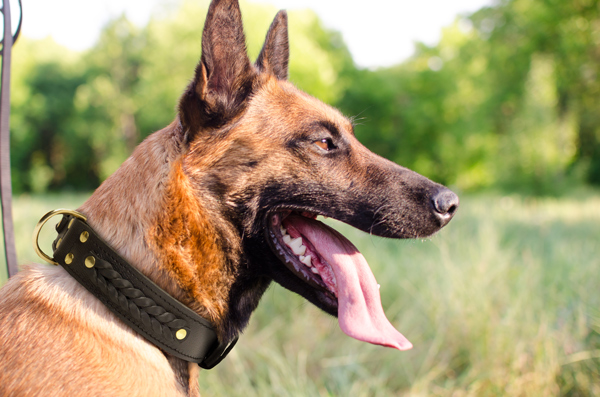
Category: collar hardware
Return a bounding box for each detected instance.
[33,209,87,265]
[33,209,237,369]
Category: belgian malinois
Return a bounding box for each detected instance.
[0,0,458,394]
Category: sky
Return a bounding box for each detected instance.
[16,0,494,68]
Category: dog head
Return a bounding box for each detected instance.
[172,0,458,348]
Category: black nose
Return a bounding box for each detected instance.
[431,188,459,223]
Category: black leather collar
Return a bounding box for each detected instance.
[46,211,237,369]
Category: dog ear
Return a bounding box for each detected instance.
[256,10,289,80]
[178,0,255,140]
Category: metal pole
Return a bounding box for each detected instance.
[1,0,18,278]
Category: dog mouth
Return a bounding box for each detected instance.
[266,210,413,351]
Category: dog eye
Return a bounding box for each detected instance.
[314,138,336,151]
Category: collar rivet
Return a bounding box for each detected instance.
[80,231,89,243]
[176,329,187,340]
[38,210,233,368]
[85,256,96,268]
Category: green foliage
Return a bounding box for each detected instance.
[336,0,600,193]
[6,0,600,193]
[10,39,94,192]
[4,191,599,394]
[8,0,351,193]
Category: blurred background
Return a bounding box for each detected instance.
[2,0,600,395]
[8,0,600,194]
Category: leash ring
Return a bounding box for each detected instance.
[33,209,87,265]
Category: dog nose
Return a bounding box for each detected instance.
[431,188,459,223]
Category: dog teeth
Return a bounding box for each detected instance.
[299,255,312,267]
[294,245,306,256]
[311,267,319,274]
[289,236,302,248]
[288,237,306,255]
[280,229,311,266]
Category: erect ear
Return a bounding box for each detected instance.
[256,10,289,80]
[178,0,255,139]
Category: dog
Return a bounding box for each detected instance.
[0,0,458,395]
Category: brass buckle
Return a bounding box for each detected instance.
[33,209,87,265]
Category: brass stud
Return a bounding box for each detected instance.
[68,218,75,229]
[80,231,89,243]
[85,256,96,268]
[56,238,63,248]
[65,253,74,265]
[175,329,187,340]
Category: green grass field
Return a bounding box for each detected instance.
[1,191,599,395]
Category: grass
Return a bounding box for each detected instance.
[1,191,599,395]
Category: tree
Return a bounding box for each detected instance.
[9,0,354,192]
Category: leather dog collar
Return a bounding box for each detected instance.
[34,209,237,369]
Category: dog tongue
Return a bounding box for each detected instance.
[286,215,413,350]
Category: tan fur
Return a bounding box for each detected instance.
[148,162,235,328]
[0,3,444,393]
[0,265,198,397]
[0,123,204,396]
[0,69,377,397]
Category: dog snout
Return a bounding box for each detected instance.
[431,188,459,224]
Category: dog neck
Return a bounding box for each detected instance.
[78,121,238,337]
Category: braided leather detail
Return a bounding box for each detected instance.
[50,214,233,367]
[90,258,188,342]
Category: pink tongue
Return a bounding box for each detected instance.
[285,216,412,350]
